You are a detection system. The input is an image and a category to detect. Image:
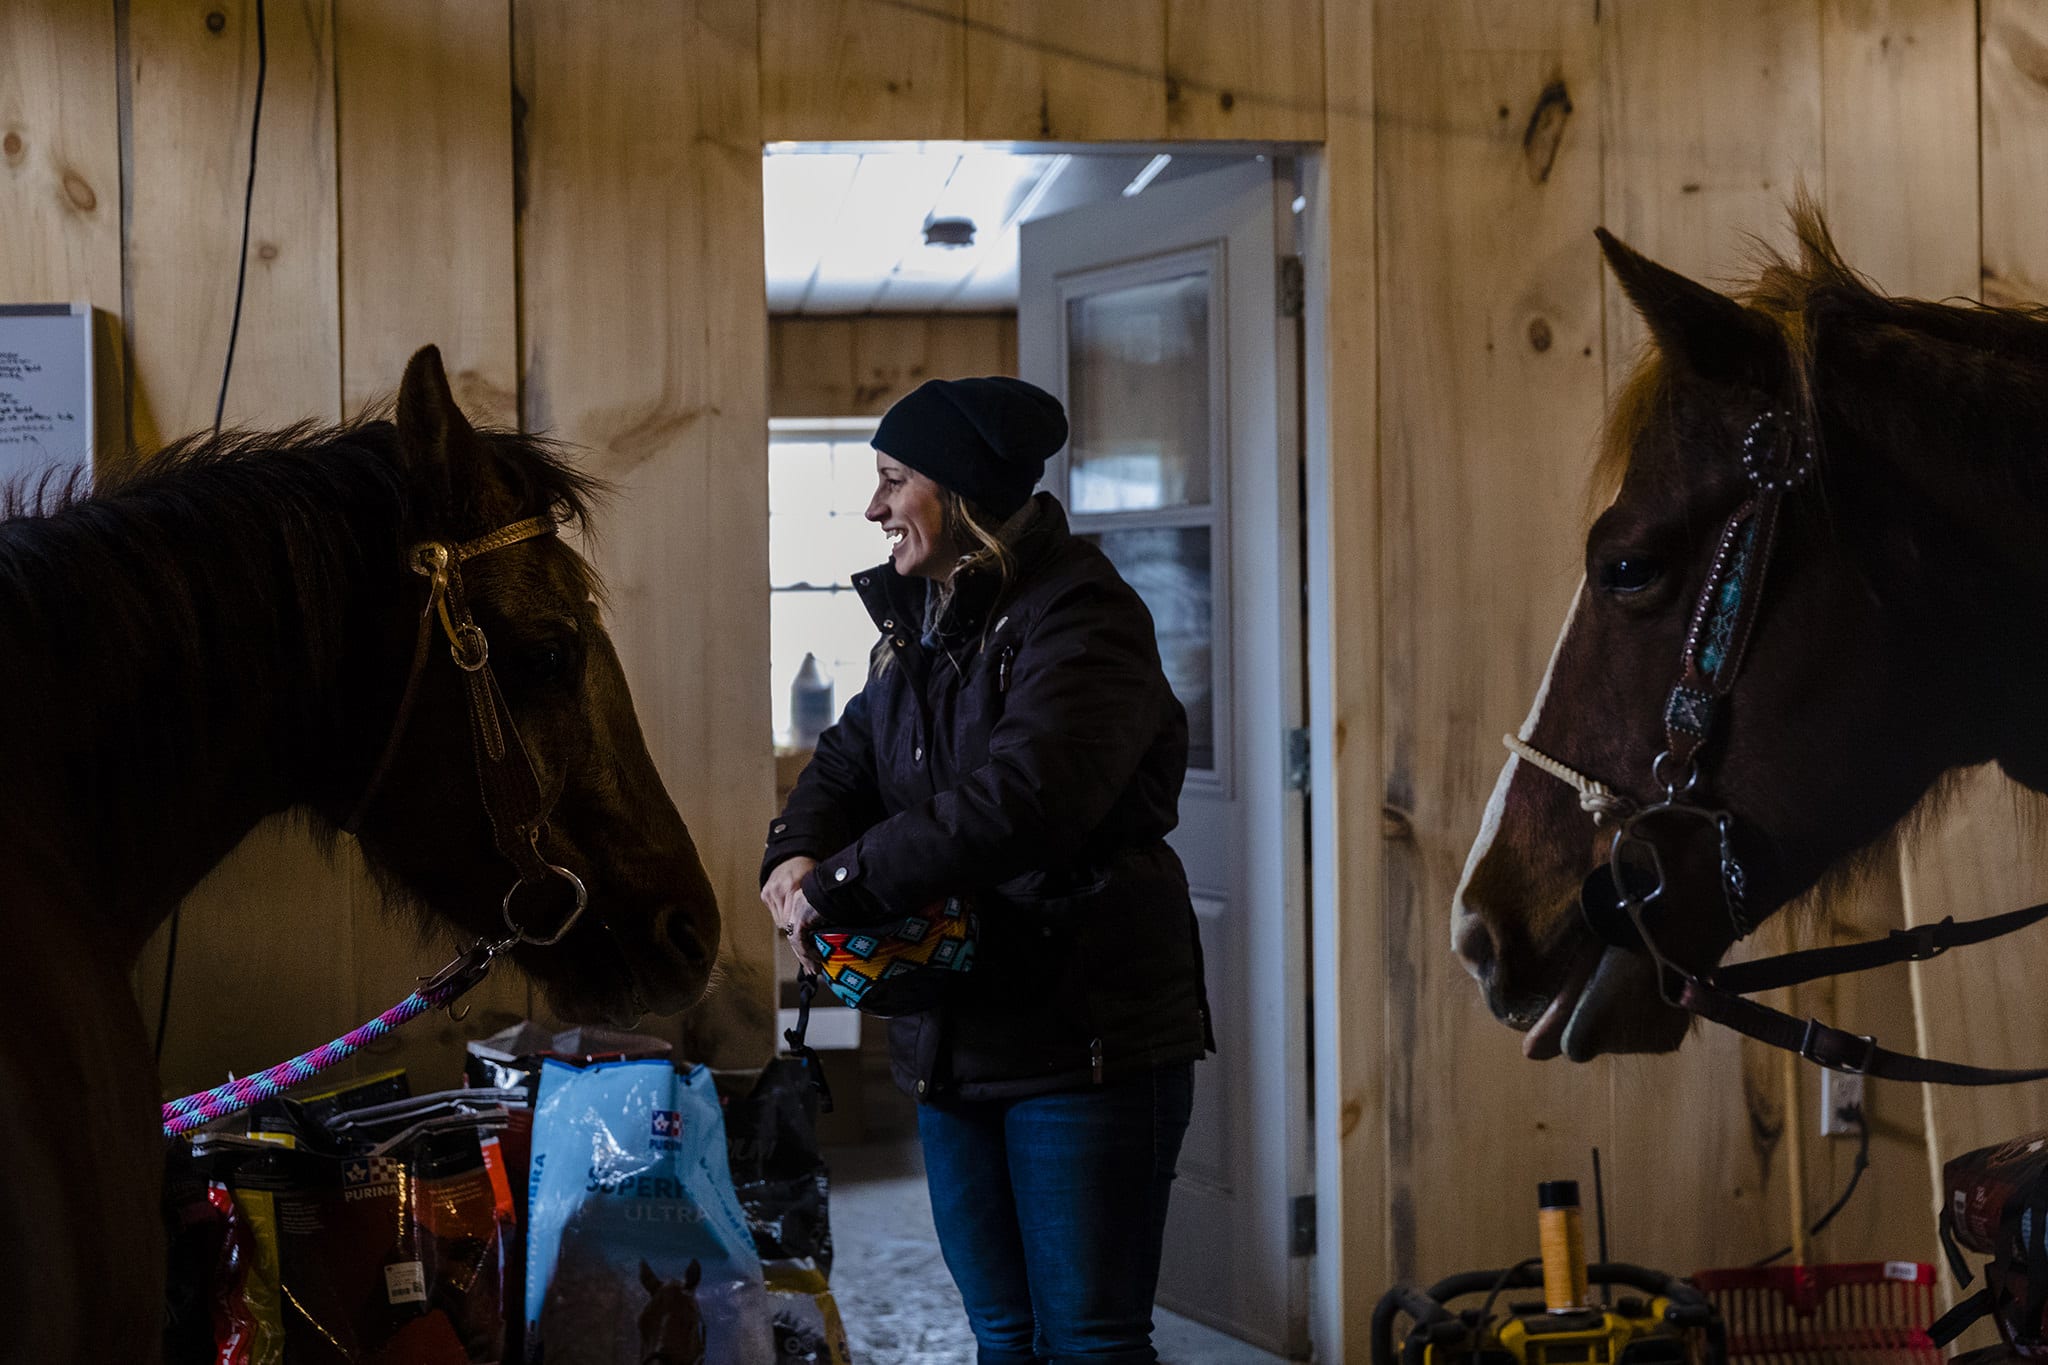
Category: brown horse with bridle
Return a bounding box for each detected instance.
[0,347,721,1362]
[1456,204,2048,1081]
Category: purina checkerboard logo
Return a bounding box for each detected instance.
[651,1108,683,1149]
[342,1155,402,1202]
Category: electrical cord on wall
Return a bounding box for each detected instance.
[1749,1103,1872,1268]
[157,0,267,1066]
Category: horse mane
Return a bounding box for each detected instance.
[1,417,605,673]
[1592,197,2048,515]
[0,419,607,858]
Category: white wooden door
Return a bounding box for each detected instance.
[1020,160,1309,1357]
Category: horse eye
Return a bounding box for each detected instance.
[515,641,572,684]
[1600,558,1662,594]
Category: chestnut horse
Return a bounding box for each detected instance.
[1454,206,2048,1068]
[0,347,721,1362]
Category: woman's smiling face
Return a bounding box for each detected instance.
[867,451,956,579]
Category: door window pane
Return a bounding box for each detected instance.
[770,426,885,745]
[1065,273,1211,513]
[1083,526,1215,771]
[770,588,877,745]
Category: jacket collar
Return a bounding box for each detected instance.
[851,493,1070,644]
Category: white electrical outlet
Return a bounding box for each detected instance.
[1821,1069,1865,1137]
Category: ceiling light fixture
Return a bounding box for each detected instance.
[1006,154,1073,226]
[1121,153,1172,198]
[923,215,976,248]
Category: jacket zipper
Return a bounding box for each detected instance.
[996,646,1015,693]
[1090,1036,1104,1085]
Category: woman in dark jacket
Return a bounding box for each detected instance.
[760,375,1211,1365]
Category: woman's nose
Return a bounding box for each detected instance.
[865,495,885,522]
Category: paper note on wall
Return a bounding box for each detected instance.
[0,303,96,487]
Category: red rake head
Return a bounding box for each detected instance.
[1691,1263,1940,1364]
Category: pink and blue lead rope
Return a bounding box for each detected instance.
[160,974,472,1137]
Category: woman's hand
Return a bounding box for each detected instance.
[761,856,824,972]
[762,855,816,916]
[781,890,826,974]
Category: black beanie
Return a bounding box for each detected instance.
[871,376,1068,518]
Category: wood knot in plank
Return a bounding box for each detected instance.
[1341,1095,1364,1138]
[1522,78,1573,186]
[1527,317,1553,352]
[600,401,706,475]
[2,131,22,162]
[1382,804,1415,841]
[62,170,97,213]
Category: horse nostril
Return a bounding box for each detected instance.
[663,908,712,971]
[1452,913,1497,983]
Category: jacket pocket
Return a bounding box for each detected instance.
[950,646,1014,769]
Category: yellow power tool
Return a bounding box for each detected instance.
[1371,1263,1727,1365]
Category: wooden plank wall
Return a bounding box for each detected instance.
[769,314,1017,418]
[1375,0,1614,1283]
[12,1,2048,1358]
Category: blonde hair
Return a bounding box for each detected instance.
[871,491,1025,675]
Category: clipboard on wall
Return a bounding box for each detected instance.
[0,302,97,489]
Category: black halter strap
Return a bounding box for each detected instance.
[343,514,590,947]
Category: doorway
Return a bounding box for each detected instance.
[763,141,1317,1361]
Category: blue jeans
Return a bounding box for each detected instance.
[916,1063,1196,1365]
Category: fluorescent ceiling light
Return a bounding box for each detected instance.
[1121,153,1172,198]
[1008,154,1073,224]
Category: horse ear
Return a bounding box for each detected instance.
[639,1259,662,1295]
[1596,228,1783,388]
[394,345,484,490]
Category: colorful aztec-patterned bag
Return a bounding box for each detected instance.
[807,895,977,1015]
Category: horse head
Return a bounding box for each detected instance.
[334,346,719,1026]
[637,1258,707,1365]
[1452,209,2013,1062]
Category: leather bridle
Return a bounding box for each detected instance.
[344,513,590,950]
[1510,410,2048,1085]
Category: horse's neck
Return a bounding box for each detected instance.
[0,464,397,956]
[1843,340,2048,787]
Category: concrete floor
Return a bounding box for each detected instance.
[826,1142,1290,1365]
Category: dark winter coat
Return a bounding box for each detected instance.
[761,494,1213,1102]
